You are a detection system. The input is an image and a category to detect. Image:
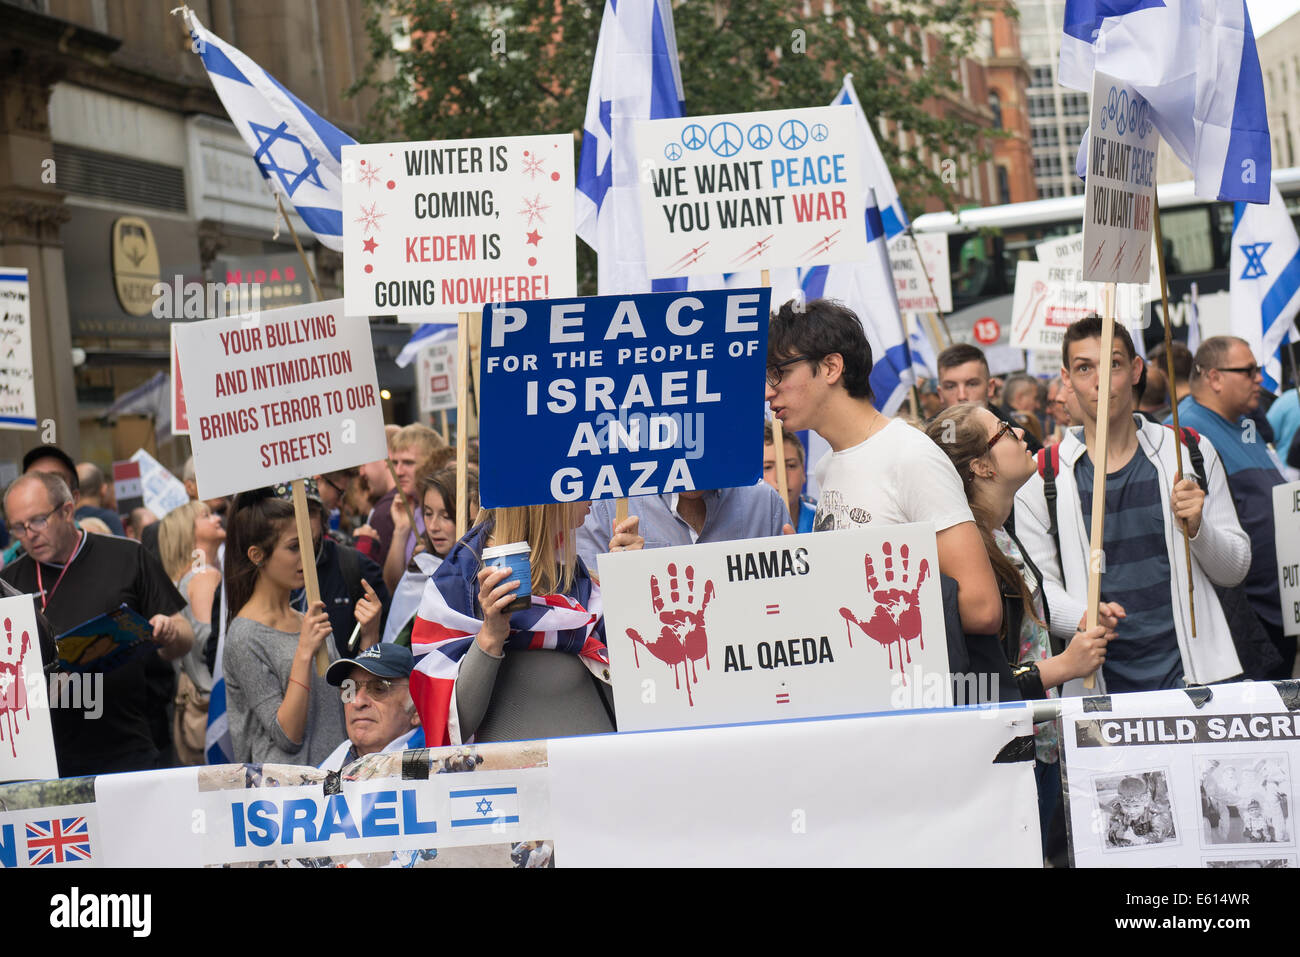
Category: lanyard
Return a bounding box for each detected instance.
[35,531,86,613]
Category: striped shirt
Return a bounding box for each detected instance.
[1075,451,1184,692]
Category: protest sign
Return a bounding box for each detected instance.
[1062,683,1300,868]
[1011,260,1146,354]
[635,105,866,277]
[417,339,457,414]
[0,594,58,784]
[1037,231,1158,302]
[888,231,952,314]
[128,449,189,518]
[0,268,37,430]
[1082,71,1158,284]
[342,135,576,319]
[173,300,387,500]
[1274,481,1300,637]
[170,324,189,435]
[477,288,770,507]
[112,460,144,515]
[598,524,950,732]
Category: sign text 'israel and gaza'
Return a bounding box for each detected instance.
[635,106,865,278]
[342,135,576,320]
[477,288,771,508]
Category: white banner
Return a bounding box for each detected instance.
[173,301,387,500]
[0,803,99,868]
[417,340,458,414]
[1036,231,1158,302]
[127,449,190,519]
[1011,260,1147,354]
[0,594,58,784]
[889,232,952,314]
[1274,481,1300,638]
[635,105,866,277]
[342,135,577,319]
[0,267,37,431]
[598,525,950,732]
[1062,683,1299,868]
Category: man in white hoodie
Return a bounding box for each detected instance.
[1014,316,1249,693]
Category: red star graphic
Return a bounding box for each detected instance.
[526,230,542,246]
[362,237,378,254]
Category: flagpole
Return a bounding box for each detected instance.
[276,194,324,301]
[903,225,954,346]
[1152,191,1197,638]
[455,312,472,539]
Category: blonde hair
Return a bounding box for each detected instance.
[475,502,581,596]
[392,423,445,458]
[158,500,204,581]
[78,516,112,536]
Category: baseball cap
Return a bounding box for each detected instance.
[326,643,414,686]
[272,477,322,507]
[22,445,80,491]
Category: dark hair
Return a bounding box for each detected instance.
[936,343,990,377]
[418,466,479,538]
[767,298,874,400]
[923,404,1043,631]
[1061,314,1147,401]
[762,420,806,466]
[1191,336,1251,384]
[224,487,296,617]
[1149,340,1193,383]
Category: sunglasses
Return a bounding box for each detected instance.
[1213,365,1261,378]
[341,677,402,701]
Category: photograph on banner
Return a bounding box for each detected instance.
[417,339,458,414]
[0,267,37,431]
[173,300,388,500]
[598,523,950,733]
[1062,683,1299,868]
[128,449,191,519]
[342,135,576,320]
[169,324,189,435]
[478,288,770,507]
[635,105,866,278]
[1010,260,1146,354]
[888,231,952,314]
[0,594,58,784]
[1274,480,1300,638]
[1082,70,1157,284]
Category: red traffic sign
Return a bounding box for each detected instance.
[973,317,1001,345]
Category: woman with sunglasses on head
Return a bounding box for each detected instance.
[926,403,1117,861]
[221,488,383,766]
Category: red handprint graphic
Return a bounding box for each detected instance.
[626,563,716,707]
[0,616,32,758]
[839,542,930,685]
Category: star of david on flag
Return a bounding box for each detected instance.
[182,9,355,251]
[1230,183,1300,391]
[449,787,521,828]
[1239,242,1271,280]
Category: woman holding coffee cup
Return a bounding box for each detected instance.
[411,501,643,745]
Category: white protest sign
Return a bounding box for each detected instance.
[170,323,189,436]
[417,339,458,413]
[635,105,866,277]
[128,449,191,518]
[0,594,58,784]
[598,524,950,732]
[1037,231,1159,303]
[888,232,952,314]
[173,300,388,500]
[0,268,37,431]
[1274,480,1300,637]
[1011,260,1147,354]
[1082,71,1158,283]
[1063,684,1300,868]
[342,136,576,320]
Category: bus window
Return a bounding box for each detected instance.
[1157,206,1214,275]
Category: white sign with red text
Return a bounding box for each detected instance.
[888,232,952,314]
[417,339,458,414]
[342,136,576,320]
[173,300,387,499]
[598,524,949,733]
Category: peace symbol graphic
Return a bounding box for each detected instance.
[1102,86,1118,131]
[1126,99,1139,137]
[709,121,743,158]
[811,123,829,142]
[1115,89,1129,135]
[664,143,683,162]
[747,123,773,150]
[681,124,707,151]
[779,119,809,150]
[1136,101,1152,139]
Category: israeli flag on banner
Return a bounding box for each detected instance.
[1230,182,1300,392]
[1059,0,1270,204]
[448,786,520,828]
[395,322,458,369]
[576,0,690,294]
[185,11,355,251]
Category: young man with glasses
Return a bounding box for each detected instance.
[319,643,423,770]
[1168,336,1294,678]
[765,298,1004,637]
[1014,317,1250,694]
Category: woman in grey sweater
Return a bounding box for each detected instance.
[221,488,382,766]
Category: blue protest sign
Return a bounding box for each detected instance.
[478,287,771,507]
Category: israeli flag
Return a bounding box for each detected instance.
[205,590,233,765]
[395,322,458,369]
[448,786,520,829]
[185,10,355,251]
[1230,183,1300,391]
[576,0,689,294]
[908,313,941,381]
[1059,0,1270,204]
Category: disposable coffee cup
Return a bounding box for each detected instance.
[482,542,532,613]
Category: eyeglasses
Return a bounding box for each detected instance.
[341,677,401,701]
[9,506,63,538]
[320,474,348,497]
[986,420,1015,454]
[1213,364,1261,378]
[767,354,813,387]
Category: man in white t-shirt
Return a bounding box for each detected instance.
[765,298,1003,635]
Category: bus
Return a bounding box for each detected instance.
[909,167,1300,371]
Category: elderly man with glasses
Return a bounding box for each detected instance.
[319,643,424,771]
[1168,336,1294,679]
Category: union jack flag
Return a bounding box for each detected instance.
[410,524,608,746]
[26,817,92,865]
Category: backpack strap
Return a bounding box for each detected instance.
[1165,424,1206,490]
[1036,443,1062,565]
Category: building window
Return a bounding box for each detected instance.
[1031,65,1054,89]
[997,165,1011,205]
[989,90,1003,130]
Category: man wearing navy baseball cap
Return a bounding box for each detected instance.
[320,643,424,771]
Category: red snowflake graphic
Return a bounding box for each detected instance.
[359,162,382,188]
[518,194,550,227]
[521,154,546,180]
[355,202,386,235]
